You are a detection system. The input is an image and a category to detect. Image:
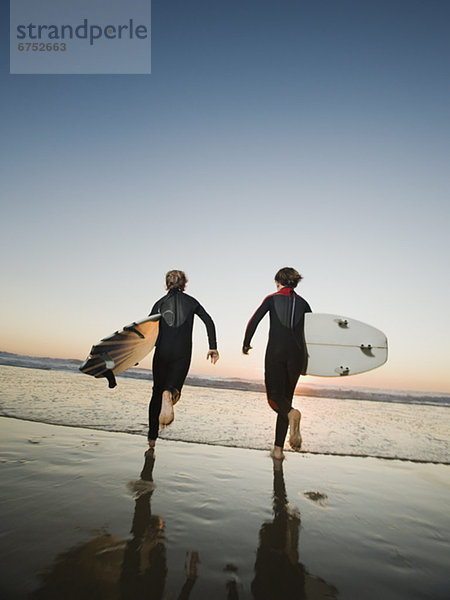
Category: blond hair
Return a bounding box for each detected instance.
[165,270,188,290]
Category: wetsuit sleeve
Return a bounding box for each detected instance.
[243,297,271,347]
[195,304,217,350]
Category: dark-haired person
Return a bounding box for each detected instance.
[243,267,312,460]
[148,270,219,448]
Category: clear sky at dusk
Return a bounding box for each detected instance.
[1,1,449,393]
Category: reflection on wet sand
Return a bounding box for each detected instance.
[120,448,200,599]
[31,452,337,599]
[251,459,338,600]
[32,449,199,600]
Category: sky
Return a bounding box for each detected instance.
[1,0,449,394]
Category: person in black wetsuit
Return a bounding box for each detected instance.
[148,270,219,448]
[242,267,311,460]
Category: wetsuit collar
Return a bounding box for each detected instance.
[276,286,295,296]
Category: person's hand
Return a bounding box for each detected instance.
[206,349,219,364]
[242,345,252,355]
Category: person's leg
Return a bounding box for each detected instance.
[273,412,290,457]
[158,355,191,426]
[285,356,304,450]
[148,389,162,443]
[148,353,166,445]
[265,352,291,458]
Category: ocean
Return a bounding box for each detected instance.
[1,363,449,464]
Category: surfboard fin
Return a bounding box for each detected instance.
[336,366,350,375]
[360,344,374,357]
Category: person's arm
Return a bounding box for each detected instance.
[196,304,219,364]
[242,296,271,353]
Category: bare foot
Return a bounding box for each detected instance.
[270,445,285,460]
[288,408,302,450]
[159,390,175,426]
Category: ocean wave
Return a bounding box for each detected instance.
[1,352,449,407]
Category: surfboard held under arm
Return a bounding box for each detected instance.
[304,313,388,377]
[80,314,161,379]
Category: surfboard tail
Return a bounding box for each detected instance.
[80,315,160,385]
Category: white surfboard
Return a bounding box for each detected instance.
[80,314,160,379]
[304,313,388,376]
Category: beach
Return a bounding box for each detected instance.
[3,0,450,596]
[1,366,449,464]
[1,416,449,599]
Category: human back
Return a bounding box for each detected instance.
[151,288,204,358]
[265,288,311,350]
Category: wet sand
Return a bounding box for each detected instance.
[0,416,449,599]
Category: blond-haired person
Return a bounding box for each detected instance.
[148,270,219,448]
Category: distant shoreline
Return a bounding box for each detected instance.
[1,351,449,407]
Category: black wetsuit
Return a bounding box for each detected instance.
[148,288,217,441]
[243,287,312,448]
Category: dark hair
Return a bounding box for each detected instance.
[274,267,303,288]
[166,270,188,290]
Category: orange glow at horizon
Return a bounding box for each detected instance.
[2,332,450,396]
